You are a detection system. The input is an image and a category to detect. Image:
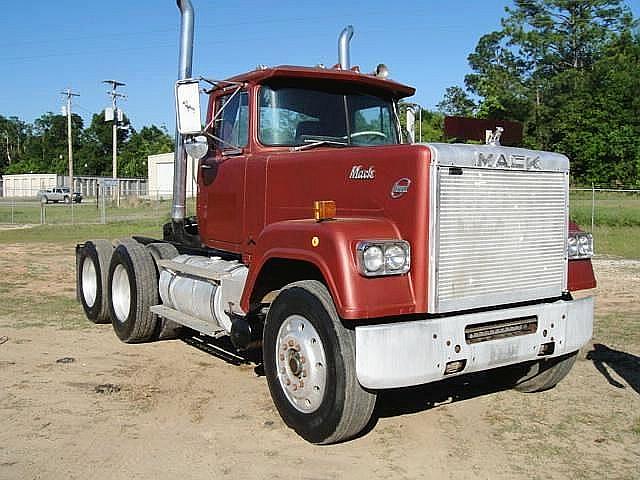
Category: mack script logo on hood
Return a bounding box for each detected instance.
[475,152,542,170]
[349,165,376,180]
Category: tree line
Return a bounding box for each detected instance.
[0,111,173,178]
[416,0,639,186]
[3,1,638,186]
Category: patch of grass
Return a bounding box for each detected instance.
[0,220,163,244]
[0,289,88,330]
[594,312,640,348]
[633,417,640,436]
[590,225,640,259]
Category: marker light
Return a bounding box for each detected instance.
[314,200,336,221]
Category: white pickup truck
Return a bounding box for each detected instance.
[37,187,82,204]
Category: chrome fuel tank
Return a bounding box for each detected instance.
[158,255,248,332]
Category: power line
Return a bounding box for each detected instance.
[0,9,433,50]
[0,25,419,64]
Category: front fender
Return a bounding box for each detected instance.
[241,218,418,319]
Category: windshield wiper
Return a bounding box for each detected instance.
[291,140,349,152]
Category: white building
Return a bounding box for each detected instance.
[2,173,64,197]
[147,152,196,199]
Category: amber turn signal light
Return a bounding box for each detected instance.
[314,200,336,221]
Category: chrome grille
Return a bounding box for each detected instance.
[433,167,567,313]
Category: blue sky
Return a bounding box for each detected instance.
[1,0,638,131]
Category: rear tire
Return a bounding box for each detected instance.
[513,351,579,393]
[146,242,179,265]
[40,196,48,204]
[108,241,158,343]
[146,242,182,340]
[77,240,114,324]
[263,280,376,444]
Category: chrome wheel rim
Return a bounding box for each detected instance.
[275,314,327,413]
[81,257,97,308]
[111,264,131,323]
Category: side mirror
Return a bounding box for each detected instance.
[175,79,202,135]
[184,136,209,161]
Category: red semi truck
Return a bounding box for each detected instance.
[76,1,596,444]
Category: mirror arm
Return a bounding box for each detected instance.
[203,130,241,151]
[203,85,243,133]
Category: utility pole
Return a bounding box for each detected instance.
[61,88,80,188]
[2,131,10,165]
[102,80,126,179]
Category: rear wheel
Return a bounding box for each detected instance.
[263,280,376,444]
[108,241,158,343]
[146,242,182,340]
[77,240,113,324]
[40,196,48,204]
[512,351,579,393]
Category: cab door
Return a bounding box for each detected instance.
[197,89,249,252]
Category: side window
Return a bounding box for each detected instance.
[213,91,249,149]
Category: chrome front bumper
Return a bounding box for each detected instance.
[355,297,594,389]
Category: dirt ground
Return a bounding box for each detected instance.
[0,243,638,480]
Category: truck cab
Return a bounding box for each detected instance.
[76,10,596,445]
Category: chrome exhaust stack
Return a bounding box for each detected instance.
[172,0,195,224]
[338,25,354,70]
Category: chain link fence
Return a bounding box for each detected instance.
[570,186,640,231]
[0,190,180,226]
[1,186,638,231]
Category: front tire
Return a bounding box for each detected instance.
[512,351,579,393]
[108,241,159,343]
[263,280,376,444]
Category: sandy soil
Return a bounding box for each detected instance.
[0,245,638,480]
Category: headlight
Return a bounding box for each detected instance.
[356,241,410,276]
[363,245,384,273]
[568,232,593,259]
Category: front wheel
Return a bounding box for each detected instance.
[263,280,376,444]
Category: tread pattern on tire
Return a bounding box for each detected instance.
[77,239,113,324]
[109,240,159,343]
[146,242,179,266]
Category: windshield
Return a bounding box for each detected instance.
[259,84,399,147]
